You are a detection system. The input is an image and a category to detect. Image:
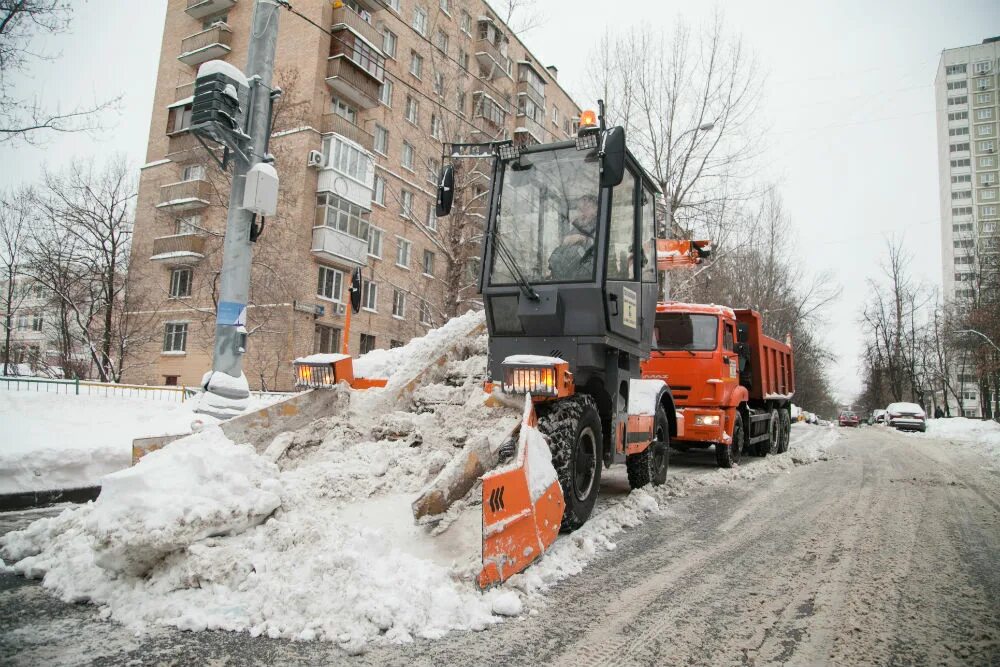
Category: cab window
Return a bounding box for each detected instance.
[723,324,735,351]
[654,313,718,351]
[641,187,656,282]
[606,173,636,280]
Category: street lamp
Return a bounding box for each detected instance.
[953,328,1000,353]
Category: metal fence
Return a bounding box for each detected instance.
[0,376,298,404]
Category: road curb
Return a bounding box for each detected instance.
[0,486,101,513]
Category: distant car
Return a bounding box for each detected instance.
[870,409,887,425]
[838,411,860,427]
[886,402,926,433]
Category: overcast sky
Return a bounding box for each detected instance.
[1,0,998,403]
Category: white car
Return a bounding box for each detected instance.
[886,402,926,433]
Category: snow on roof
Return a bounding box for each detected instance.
[167,96,193,109]
[198,60,248,87]
[503,355,567,366]
[149,251,205,262]
[294,353,350,365]
[658,301,736,319]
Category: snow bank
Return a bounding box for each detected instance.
[920,418,1000,468]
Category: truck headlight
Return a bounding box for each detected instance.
[503,365,558,396]
[695,415,720,426]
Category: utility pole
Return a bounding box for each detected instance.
[196,0,282,418]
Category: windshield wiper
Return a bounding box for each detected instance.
[493,232,540,301]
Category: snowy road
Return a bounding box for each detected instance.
[2,425,998,665]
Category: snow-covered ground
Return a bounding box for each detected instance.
[0,313,843,653]
[917,417,1000,469]
[0,391,286,494]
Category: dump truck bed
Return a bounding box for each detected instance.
[734,309,794,402]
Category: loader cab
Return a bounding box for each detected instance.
[467,132,660,385]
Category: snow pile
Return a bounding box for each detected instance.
[920,417,1000,468]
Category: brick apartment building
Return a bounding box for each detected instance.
[124,0,582,390]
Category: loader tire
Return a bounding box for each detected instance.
[626,406,670,489]
[536,394,603,532]
[716,412,744,468]
[778,410,791,454]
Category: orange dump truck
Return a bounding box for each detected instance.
[640,303,795,468]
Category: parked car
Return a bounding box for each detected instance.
[838,411,860,427]
[870,409,887,425]
[886,402,927,432]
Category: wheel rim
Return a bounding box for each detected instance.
[732,422,743,463]
[574,426,598,501]
[652,423,667,473]
[770,414,779,452]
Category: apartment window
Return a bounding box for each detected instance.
[977,78,992,91]
[15,313,28,330]
[381,28,397,58]
[433,71,444,96]
[419,299,432,325]
[430,113,443,139]
[379,79,393,107]
[359,333,376,354]
[978,108,995,121]
[169,268,192,298]
[176,215,201,234]
[314,324,341,354]
[955,272,973,282]
[182,165,205,181]
[552,106,560,126]
[331,32,385,82]
[976,92,993,104]
[396,237,412,268]
[981,172,997,186]
[331,97,358,123]
[163,323,188,353]
[946,64,967,75]
[460,10,471,34]
[949,127,969,136]
[317,265,344,301]
[31,314,43,332]
[973,61,993,75]
[409,51,424,78]
[326,136,372,182]
[374,125,389,155]
[422,249,435,275]
[412,6,427,35]
[979,140,996,152]
[980,156,995,168]
[955,255,974,264]
[950,142,970,152]
[954,239,974,248]
[434,29,449,55]
[373,175,386,206]
[426,202,437,231]
[202,14,229,29]
[949,95,968,106]
[947,80,967,91]
[951,190,972,200]
[473,92,506,126]
[384,0,400,11]
[984,221,997,233]
[368,226,383,257]
[456,90,466,116]
[167,103,193,134]
[953,222,973,233]
[400,189,414,219]
[952,174,971,183]
[952,206,973,216]
[439,0,450,14]
[982,189,998,200]
[401,141,415,170]
[392,289,406,318]
[361,280,378,312]
[977,124,996,137]
[316,193,370,241]
[426,157,440,184]
[981,205,998,217]
[948,111,968,121]
[458,49,469,70]
[405,95,419,124]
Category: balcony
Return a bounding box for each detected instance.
[517,79,545,109]
[322,113,373,151]
[331,5,382,49]
[312,226,368,266]
[150,234,207,265]
[515,115,546,145]
[175,81,196,102]
[325,56,380,109]
[156,179,213,212]
[185,0,237,20]
[474,38,509,80]
[352,0,385,12]
[178,24,233,68]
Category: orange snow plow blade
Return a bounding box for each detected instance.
[478,396,565,589]
[657,239,712,271]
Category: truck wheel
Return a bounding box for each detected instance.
[764,410,779,456]
[778,410,791,453]
[536,395,603,532]
[716,412,744,468]
[627,406,670,489]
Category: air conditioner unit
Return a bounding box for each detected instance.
[307,150,325,169]
[334,303,346,316]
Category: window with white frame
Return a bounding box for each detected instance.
[430,113,443,139]
[405,95,419,124]
[412,5,427,35]
[31,314,42,332]
[946,64,967,75]
[439,0,450,14]
[360,333,376,354]
[953,222,973,233]
[951,158,971,167]
[952,174,971,183]
[384,0,400,10]
[409,50,423,78]
[401,141,415,170]
[456,89,466,116]
[15,313,28,330]
[326,136,372,182]
[419,299,432,325]
[381,27,397,58]
[317,265,344,301]
[977,124,995,137]
[434,29,449,55]
[976,92,993,104]
[979,139,996,152]
[423,249,435,275]
[951,142,970,152]
[981,205,998,217]
[426,158,440,184]
[973,61,993,75]
[392,289,406,318]
[331,97,358,123]
[952,206,973,216]
[949,95,968,105]
[947,80,967,91]
[373,175,385,206]
[368,226,383,257]
[949,127,969,136]
[982,189,998,200]
[433,71,444,96]
[163,323,188,353]
[426,202,437,231]
[981,172,997,186]
[374,124,389,154]
[952,190,972,200]
[167,103,193,134]
[460,10,471,34]
[362,280,378,311]
[182,164,205,181]
[981,156,996,168]
[400,189,414,219]
[379,78,393,107]
[949,111,968,121]
[316,193,370,241]
[978,108,994,121]
[396,237,412,267]
[176,215,201,235]
[977,78,991,91]
[169,267,192,298]
[984,221,997,233]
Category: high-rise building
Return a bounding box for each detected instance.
[124,0,581,391]
[934,36,999,417]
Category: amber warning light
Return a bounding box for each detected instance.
[578,109,598,133]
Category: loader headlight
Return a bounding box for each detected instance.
[503,365,558,396]
[294,363,335,388]
[695,415,720,427]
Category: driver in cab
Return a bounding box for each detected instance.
[548,194,598,281]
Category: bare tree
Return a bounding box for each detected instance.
[0,0,119,144]
[0,186,32,374]
[498,0,544,36]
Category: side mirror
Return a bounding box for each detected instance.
[600,126,626,188]
[349,267,362,314]
[436,164,455,217]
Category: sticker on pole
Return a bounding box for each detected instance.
[217,301,247,327]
